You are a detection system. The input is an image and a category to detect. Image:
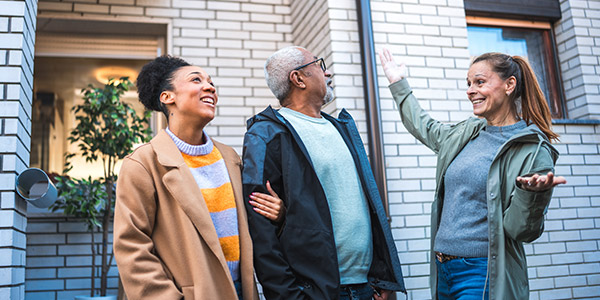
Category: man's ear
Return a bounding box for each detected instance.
[289,70,306,89]
[160,91,175,105]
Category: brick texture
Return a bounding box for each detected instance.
[0,0,36,299]
[555,0,600,120]
[21,1,600,300]
[25,218,118,298]
[526,124,600,300]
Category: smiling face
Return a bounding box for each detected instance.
[466,61,517,126]
[162,65,217,125]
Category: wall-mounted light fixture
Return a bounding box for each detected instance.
[94,66,138,85]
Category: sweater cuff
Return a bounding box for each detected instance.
[388,79,412,106]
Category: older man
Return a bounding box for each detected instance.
[242,46,405,300]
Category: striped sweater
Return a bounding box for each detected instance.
[166,128,240,281]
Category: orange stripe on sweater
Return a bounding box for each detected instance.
[219,235,240,262]
[201,182,236,212]
[181,147,222,168]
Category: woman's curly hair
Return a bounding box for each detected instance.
[136,55,190,119]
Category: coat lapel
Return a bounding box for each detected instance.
[151,130,227,268]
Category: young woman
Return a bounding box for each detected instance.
[379,49,566,300]
[113,56,283,300]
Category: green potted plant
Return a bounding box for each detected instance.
[50,77,152,299]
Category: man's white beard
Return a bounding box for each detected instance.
[323,86,334,105]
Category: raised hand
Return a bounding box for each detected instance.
[378,47,407,84]
[516,172,567,192]
[249,180,286,222]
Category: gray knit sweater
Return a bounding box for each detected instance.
[434,120,527,258]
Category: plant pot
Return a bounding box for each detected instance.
[74,296,117,300]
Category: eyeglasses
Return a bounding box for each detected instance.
[293,58,326,72]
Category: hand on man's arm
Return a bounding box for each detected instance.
[242,133,306,300]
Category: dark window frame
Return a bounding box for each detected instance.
[464,0,561,22]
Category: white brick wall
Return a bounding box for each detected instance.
[21,1,600,300]
[25,219,118,299]
[526,124,600,300]
[0,0,36,299]
[555,0,600,120]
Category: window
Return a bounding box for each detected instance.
[466,17,565,118]
[31,57,149,179]
[29,18,167,190]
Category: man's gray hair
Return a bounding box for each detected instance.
[264,46,306,103]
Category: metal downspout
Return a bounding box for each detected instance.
[355,5,399,298]
[355,0,390,218]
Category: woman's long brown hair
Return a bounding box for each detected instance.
[472,53,559,142]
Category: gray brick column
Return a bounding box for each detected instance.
[0,0,37,299]
[555,0,600,119]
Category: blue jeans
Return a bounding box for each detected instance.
[339,283,375,300]
[436,257,489,300]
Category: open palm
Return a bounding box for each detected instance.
[378,47,408,84]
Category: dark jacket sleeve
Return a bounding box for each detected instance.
[242,131,306,300]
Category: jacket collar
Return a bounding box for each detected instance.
[466,118,559,161]
[151,129,233,276]
[249,106,349,168]
[246,105,283,129]
[494,123,559,164]
[334,108,352,123]
[247,105,345,128]
[151,129,185,168]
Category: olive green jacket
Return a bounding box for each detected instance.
[390,80,559,300]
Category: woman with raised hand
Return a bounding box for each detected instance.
[113,55,283,300]
[379,48,566,300]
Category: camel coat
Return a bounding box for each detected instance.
[114,130,259,300]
